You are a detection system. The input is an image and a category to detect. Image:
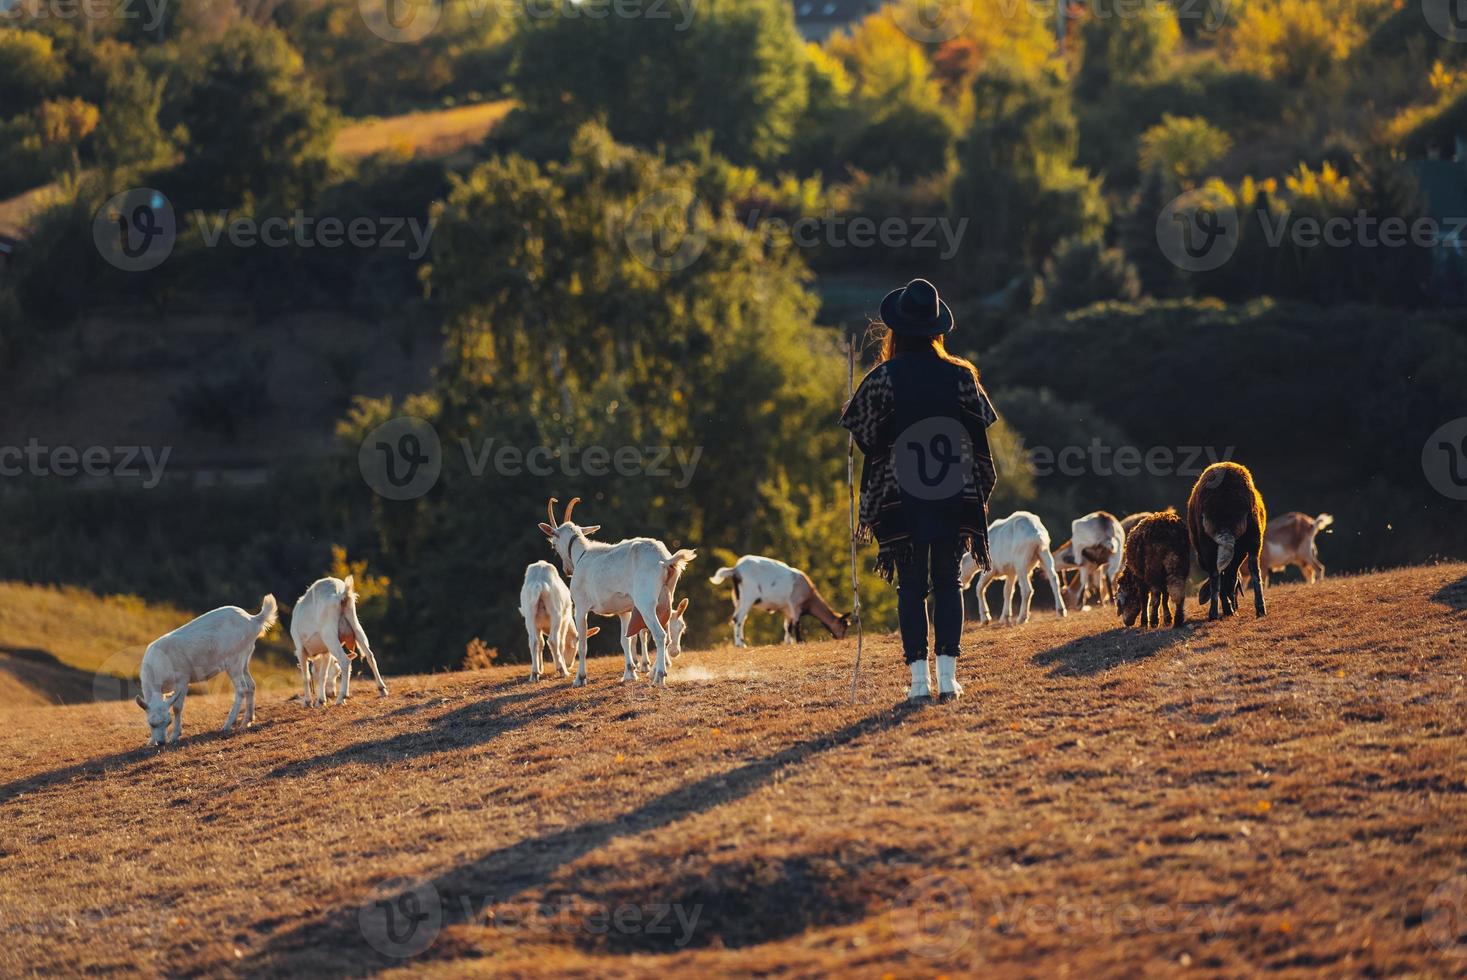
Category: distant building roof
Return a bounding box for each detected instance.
[793,0,879,40]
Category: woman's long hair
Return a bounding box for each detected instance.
[873,322,981,384]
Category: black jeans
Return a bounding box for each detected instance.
[895,536,963,664]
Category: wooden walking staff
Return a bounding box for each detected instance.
[846,336,864,703]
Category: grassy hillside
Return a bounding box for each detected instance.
[0,583,299,708]
[0,564,1463,975]
[334,102,512,163]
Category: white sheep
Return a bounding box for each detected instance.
[538,497,695,687]
[290,575,388,706]
[520,560,600,681]
[959,512,1067,625]
[708,555,850,647]
[134,596,278,745]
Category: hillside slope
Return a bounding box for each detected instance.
[0,564,1463,977]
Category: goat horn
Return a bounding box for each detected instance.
[547,497,560,526]
[563,496,581,525]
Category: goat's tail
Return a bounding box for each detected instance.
[663,549,697,584]
[709,566,737,586]
[340,585,372,654]
[1314,513,1334,533]
[1213,531,1237,574]
[255,594,279,634]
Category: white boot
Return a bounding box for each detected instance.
[936,655,963,703]
[907,659,931,702]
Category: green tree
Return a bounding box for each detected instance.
[510,0,808,166]
[1138,114,1232,190]
[1077,0,1180,92]
[0,30,66,118]
[951,57,1108,295]
[1040,236,1142,310]
[173,23,338,207]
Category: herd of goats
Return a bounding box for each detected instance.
[129,460,1334,745]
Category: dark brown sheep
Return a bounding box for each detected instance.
[1114,511,1191,628]
[1187,461,1268,620]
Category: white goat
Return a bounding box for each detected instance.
[1067,511,1126,608]
[959,512,1068,625]
[538,497,695,687]
[708,555,850,647]
[134,596,278,745]
[520,561,600,681]
[290,575,388,706]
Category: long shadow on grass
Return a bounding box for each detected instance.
[242,701,921,977]
[265,681,584,779]
[1430,574,1467,611]
[1033,626,1189,677]
[0,720,279,806]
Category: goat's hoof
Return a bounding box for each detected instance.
[651,671,667,687]
[378,687,389,697]
[573,676,587,688]
[620,670,637,683]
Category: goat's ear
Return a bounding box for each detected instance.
[343,573,355,590]
[676,597,689,615]
[134,694,147,710]
[584,626,600,638]
[581,524,601,536]
[538,522,556,536]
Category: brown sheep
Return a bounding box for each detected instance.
[1114,511,1191,628]
[1187,461,1267,620]
[1119,505,1178,535]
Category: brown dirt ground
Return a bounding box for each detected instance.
[0,563,1464,978]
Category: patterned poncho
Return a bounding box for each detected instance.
[840,354,999,581]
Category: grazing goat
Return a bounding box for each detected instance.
[709,556,850,647]
[958,512,1067,625]
[628,600,687,672]
[135,596,278,745]
[1114,511,1191,629]
[291,576,388,706]
[1188,461,1267,620]
[538,497,695,687]
[1053,512,1125,609]
[1262,512,1333,584]
[520,561,600,682]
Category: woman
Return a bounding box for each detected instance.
[840,279,998,703]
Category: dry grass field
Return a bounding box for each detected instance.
[332,102,513,163]
[0,583,300,709]
[0,563,1463,978]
